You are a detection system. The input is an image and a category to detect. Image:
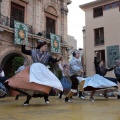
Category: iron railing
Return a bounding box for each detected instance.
[0,14,32,33]
[42,31,62,43]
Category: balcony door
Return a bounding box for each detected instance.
[46,17,55,39]
[10,2,25,28]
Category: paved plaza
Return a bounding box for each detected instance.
[0,96,120,120]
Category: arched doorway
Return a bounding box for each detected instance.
[1,53,27,77]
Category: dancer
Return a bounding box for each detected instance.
[58,63,71,99]
[77,52,117,101]
[114,60,120,99]
[15,60,28,100]
[90,52,114,100]
[7,40,63,105]
[65,50,84,102]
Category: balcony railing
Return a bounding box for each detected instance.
[95,38,104,46]
[0,14,32,33]
[42,31,62,43]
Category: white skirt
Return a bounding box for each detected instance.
[29,63,63,91]
[77,74,118,93]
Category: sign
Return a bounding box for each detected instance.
[107,45,119,67]
[50,33,61,53]
[14,21,28,45]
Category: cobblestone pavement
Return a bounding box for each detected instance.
[0,96,120,120]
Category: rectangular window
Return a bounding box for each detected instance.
[111,2,119,8]
[10,2,25,28]
[46,17,55,39]
[94,27,104,46]
[104,4,111,10]
[95,50,105,62]
[93,6,103,18]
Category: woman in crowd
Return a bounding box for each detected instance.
[0,67,7,98]
[65,50,84,102]
[58,63,71,99]
[114,60,120,99]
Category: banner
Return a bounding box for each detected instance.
[50,33,61,53]
[107,45,119,67]
[14,21,28,45]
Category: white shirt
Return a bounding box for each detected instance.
[0,71,5,77]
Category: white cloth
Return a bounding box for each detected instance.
[0,71,5,77]
[58,63,65,76]
[77,77,85,82]
[29,63,63,91]
[15,65,26,74]
[83,74,117,89]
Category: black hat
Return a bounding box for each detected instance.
[36,40,47,49]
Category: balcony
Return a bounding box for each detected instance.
[42,31,63,43]
[95,38,104,46]
[0,14,32,33]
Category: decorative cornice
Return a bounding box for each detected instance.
[20,0,29,4]
[45,4,58,16]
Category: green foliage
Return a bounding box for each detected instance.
[56,68,62,80]
[8,56,24,77]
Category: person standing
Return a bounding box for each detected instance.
[114,60,120,99]
[58,63,71,99]
[65,50,84,102]
[0,67,7,98]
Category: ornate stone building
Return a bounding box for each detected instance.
[0,0,71,76]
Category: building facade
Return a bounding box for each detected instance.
[80,0,120,77]
[67,35,77,50]
[0,0,72,76]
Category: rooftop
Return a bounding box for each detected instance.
[79,0,115,10]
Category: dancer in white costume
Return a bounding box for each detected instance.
[7,40,63,105]
[77,52,118,101]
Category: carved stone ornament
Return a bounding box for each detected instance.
[20,0,29,4]
[45,4,58,16]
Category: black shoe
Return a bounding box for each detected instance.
[23,100,29,106]
[90,97,95,101]
[79,91,82,97]
[15,95,19,100]
[117,95,120,99]
[65,97,72,102]
[45,99,49,104]
[80,95,86,99]
[59,96,62,99]
[103,94,108,99]
[70,96,73,99]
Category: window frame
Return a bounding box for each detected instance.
[94,27,104,46]
[93,6,103,18]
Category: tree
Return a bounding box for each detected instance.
[8,56,24,77]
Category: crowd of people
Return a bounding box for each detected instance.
[0,39,120,106]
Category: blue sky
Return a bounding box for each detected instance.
[68,0,95,48]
